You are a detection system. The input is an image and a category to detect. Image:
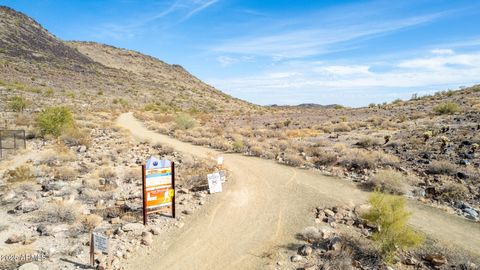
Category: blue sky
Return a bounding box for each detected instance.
[2,0,480,106]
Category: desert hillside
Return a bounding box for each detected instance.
[0,6,252,113]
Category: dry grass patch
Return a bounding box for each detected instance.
[367,169,411,194]
[426,160,457,175]
[40,201,82,224]
[79,214,103,232]
[4,165,34,184]
[54,167,78,181]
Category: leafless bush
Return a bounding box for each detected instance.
[40,201,81,224]
[283,152,304,167]
[356,136,382,148]
[367,169,409,194]
[439,182,468,202]
[54,167,78,181]
[333,122,352,132]
[426,161,457,175]
[4,165,34,184]
[79,214,103,232]
[313,152,338,167]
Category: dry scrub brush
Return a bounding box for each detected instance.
[367,169,417,195]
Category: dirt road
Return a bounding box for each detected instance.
[117,112,480,270]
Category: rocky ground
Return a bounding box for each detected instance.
[0,113,222,270]
[275,204,480,270]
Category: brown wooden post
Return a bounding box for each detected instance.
[0,131,3,159]
[23,130,26,149]
[13,132,16,151]
[172,162,176,219]
[142,164,147,225]
[90,233,94,266]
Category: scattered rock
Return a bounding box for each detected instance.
[328,236,342,251]
[141,231,153,246]
[6,234,24,244]
[150,227,161,235]
[291,254,303,262]
[182,209,193,215]
[15,199,39,213]
[18,263,39,270]
[110,217,121,224]
[324,209,335,217]
[298,245,313,256]
[424,254,447,267]
[122,223,144,235]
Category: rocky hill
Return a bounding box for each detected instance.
[0,6,252,112]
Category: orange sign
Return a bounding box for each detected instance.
[146,187,174,209]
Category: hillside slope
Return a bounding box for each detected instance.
[0,6,252,112]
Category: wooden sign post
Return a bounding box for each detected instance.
[142,157,176,225]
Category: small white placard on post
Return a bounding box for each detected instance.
[219,170,226,183]
[217,156,224,166]
[207,172,222,193]
[93,233,109,254]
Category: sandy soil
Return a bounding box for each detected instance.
[117,112,480,270]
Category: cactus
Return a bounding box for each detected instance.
[472,143,479,152]
[423,131,433,142]
[440,136,450,149]
[384,135,391,144]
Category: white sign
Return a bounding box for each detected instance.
[93,233,109,254]
[207,172,222,193]
[217,156,224,166]
[219,170,226,183]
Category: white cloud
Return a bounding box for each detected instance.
[213,13,445,59]
[314,65,371,76]
[93,0,219,40]
[430,48,454,55]
[216,55,254,67]
[208,50,480,106]
[398,52,480,69]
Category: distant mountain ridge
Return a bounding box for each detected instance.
[0,5,253,112]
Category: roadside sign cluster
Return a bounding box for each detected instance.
[142,156,176,225]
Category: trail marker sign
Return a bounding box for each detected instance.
[207,172,222,193]
[142,156,175,225]
[219,170,226,183]
[90,232,109,266]
[93,233,109,254]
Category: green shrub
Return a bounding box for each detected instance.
[175,113,196,130]
[232,140,245,153]
[36,107,74,138]
[433,102,461,115]
[362,192,424,263]
[43,88,54,97]
[7,96,28,112]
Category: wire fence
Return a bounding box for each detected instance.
[0,130,26,159]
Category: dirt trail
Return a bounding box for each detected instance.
[117,112,480,270]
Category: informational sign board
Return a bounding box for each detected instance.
[219,170,226,183]
[207,172,222,193]
[145,156,173,209]
[142,156,176,225]
[217,156,224,166]
[93,233,109,254]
